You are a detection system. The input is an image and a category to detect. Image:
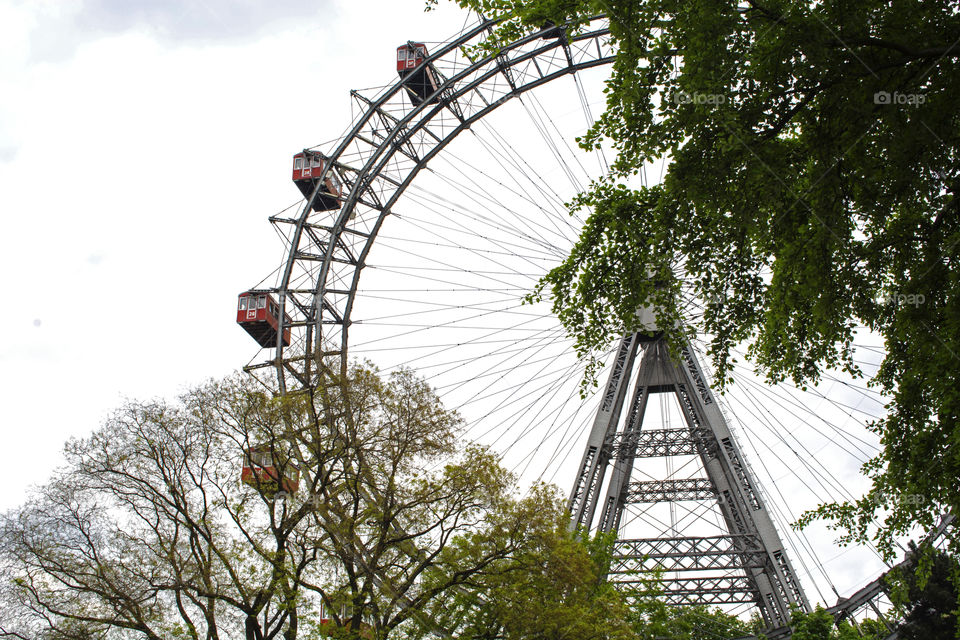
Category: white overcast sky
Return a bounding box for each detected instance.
[0,0,471,511]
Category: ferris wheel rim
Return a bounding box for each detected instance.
[260,15,615,393]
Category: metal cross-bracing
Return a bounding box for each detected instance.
[607,428,705,458]
[620,576,763,607]
[568,333,811,628]
[610,535,768,573]
[626,478,718,503]
[243,15,615,393]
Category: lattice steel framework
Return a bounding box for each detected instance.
[243,16,616,393]
[567,333,811,626]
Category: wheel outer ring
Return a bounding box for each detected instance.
[265,16,613,394]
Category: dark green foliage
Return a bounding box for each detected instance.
[787,607,866,640]
[790,607,843,640]
[886,544,960,639]
[445,0,960,571]
[411,527,637,640]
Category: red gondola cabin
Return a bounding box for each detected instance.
[396,43,440,107]
[293,150,342,211]
[241,446,300,495]
[237,291,291,348]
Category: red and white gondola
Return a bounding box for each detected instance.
[396,42,440,107]
[292,150,342,212]
[236,291,291,348]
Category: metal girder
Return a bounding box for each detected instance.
[596,337,660,533]
[568,332,810,628]
[609,535,768,573]
[257,15,615,392]
[669,339,808,625]
[620,576,761,606]
[626,478,718,503]
[607,428,707,458]
[568,334,640,530]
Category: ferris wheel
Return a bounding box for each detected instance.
[236,12,947,634]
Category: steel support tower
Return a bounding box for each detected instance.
[568,330,810,627]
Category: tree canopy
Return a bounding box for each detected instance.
[409,528,637,640]
[443,0,960,561]
[885,542,960,639]
[0,365,622,640]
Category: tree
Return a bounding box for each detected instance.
[442,0,960,563]
[787,607,863,640]
[409,526,637,640]
[408,521,751,640]
[885,543,960,639]
[0,364,584,640]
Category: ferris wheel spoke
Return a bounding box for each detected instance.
[425,124,582,246]
[375,231,560,263]
[397,178,568,254]
[459,355,588,445]
[472,117,573,214]
[371,231,554,285]
[405,170,571,257]
[726,369,880,462]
